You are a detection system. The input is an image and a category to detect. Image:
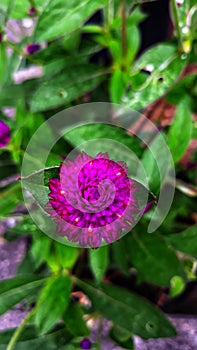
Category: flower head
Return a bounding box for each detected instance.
[0,120,10,148]
[25,43,40,55]
[28,7,36,16]
[47,152,141,248]
[80,338,92,349]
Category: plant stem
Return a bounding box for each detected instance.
[121,0,127,68]
[29,0,37,9]
[3,0,15,26]
[6,309,35,350]
[5,41,39,64]
[171,0,184,52]
[107,0,114,26]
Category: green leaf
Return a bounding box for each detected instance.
[110,69,125,103]
[127,6,146,26]
[108,40,122,63]
[35,275,72,334]
[17,251,37,275]
[35,0,107,42]
[110,325,134,349]
[32,233,52,268]
[139,132,171,193]
[0,43,7,85]
[0,183,22,218]
[63,301,90,336]
[89,246,108,283]
[10,216,39,235]
[0,325,73,350]
[165,225,197,259]
[170,276,185,298]
[21,166,60,211]
[55,243,79,269]
[65,123,143,158]
[126,231,186,286]
[111,239,129,275]
[166,73,197,111]
[0,275,45,316]
[125,44,187,109]
[76,279,176,339]
[30,66,105,112]
[126,25,140,64]
[168,100,193,163]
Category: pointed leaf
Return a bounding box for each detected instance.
[55,243,79,269]
[63,301,90,336]
[35,0,107,42]
[165,225,197,259]
[126,231,186,286]
[110,325,134,349]
[0,325,73,350]
[168,100,193,163]
[0,275,45,316]
[89,246,108,283]
[30,66,105,112]
[75,279,176,339]
[35,275,72,334]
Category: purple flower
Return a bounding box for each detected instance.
[28,7,36,16]
[25,43,40,55]
[0,32,3,42]
[0,120,10,148]
[156,125,163,132]
[47,152,141,248]
[80,338,92,349]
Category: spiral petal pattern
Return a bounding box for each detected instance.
[47,152,140,248]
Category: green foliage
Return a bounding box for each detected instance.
[166,225,197,259]
[35,275,72,334]
[0,183,22,218]
[170,276,185,298]
[0,0,196,348]
[76,279,176,339]
[110,325,134,349]
[168,100,193,162]
[0,325,73,350]
[126,231,186,286]
[0,275,45,316]
[124,44,187,110]
[63,301,90,336]
[31,65,106,112]
[35,0,108,42]
[111,239,129,275]
[89,246,108,283]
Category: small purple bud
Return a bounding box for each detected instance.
[157,125,163,132]
[0,120,10,148]
[28,7,36,16]
[0,32,3,43]
[80,338,92,349]
[25,43,40,55]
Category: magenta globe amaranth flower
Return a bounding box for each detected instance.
[0,120,10,148]
[47,152,141,248]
